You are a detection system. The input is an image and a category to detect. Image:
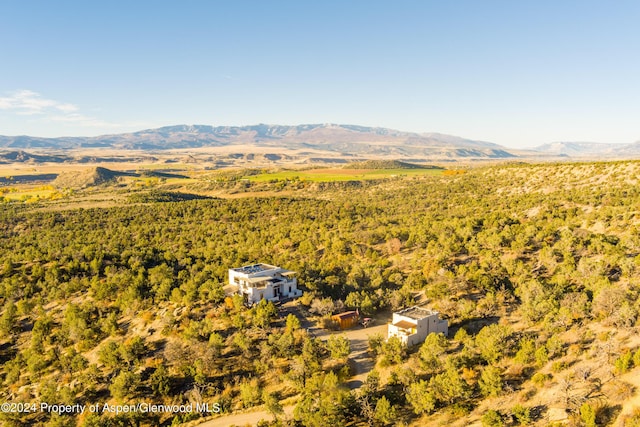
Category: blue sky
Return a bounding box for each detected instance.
[0,1,639,148]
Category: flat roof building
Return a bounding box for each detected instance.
[387,305,448,346]
[229,263,301,305]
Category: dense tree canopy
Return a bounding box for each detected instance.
[2,160,640,425]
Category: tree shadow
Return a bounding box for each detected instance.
[0,340,17,364]
[528,405,548,422]
[454,316,501,335]
[599,403,622,426]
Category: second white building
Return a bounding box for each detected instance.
[387,306,448,346]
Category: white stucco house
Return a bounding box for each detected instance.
[387,306,448,346]
[229,263,302,305]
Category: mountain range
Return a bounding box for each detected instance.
[0,124,638,160]
[0,124,515,159]
[531,141,640,157]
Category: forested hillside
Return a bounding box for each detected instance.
[2,161,640,426]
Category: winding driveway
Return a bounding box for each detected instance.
[192,317,389,427]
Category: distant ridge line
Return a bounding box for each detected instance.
[0,123,517,159]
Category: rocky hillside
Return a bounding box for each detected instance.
[52,166,134,188]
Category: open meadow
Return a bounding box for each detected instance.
[242,167,447,183]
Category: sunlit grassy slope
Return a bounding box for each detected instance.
[244,167,445,182]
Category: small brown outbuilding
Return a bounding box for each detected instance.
[331,311,359,330]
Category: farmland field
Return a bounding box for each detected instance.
[243,167,447,182]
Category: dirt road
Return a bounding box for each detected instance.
[191,315,389,427]
[314,323,388,389]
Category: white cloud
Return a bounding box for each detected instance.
[0,89,118,130]
[56,103,79,113]
[0,90,63,114]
